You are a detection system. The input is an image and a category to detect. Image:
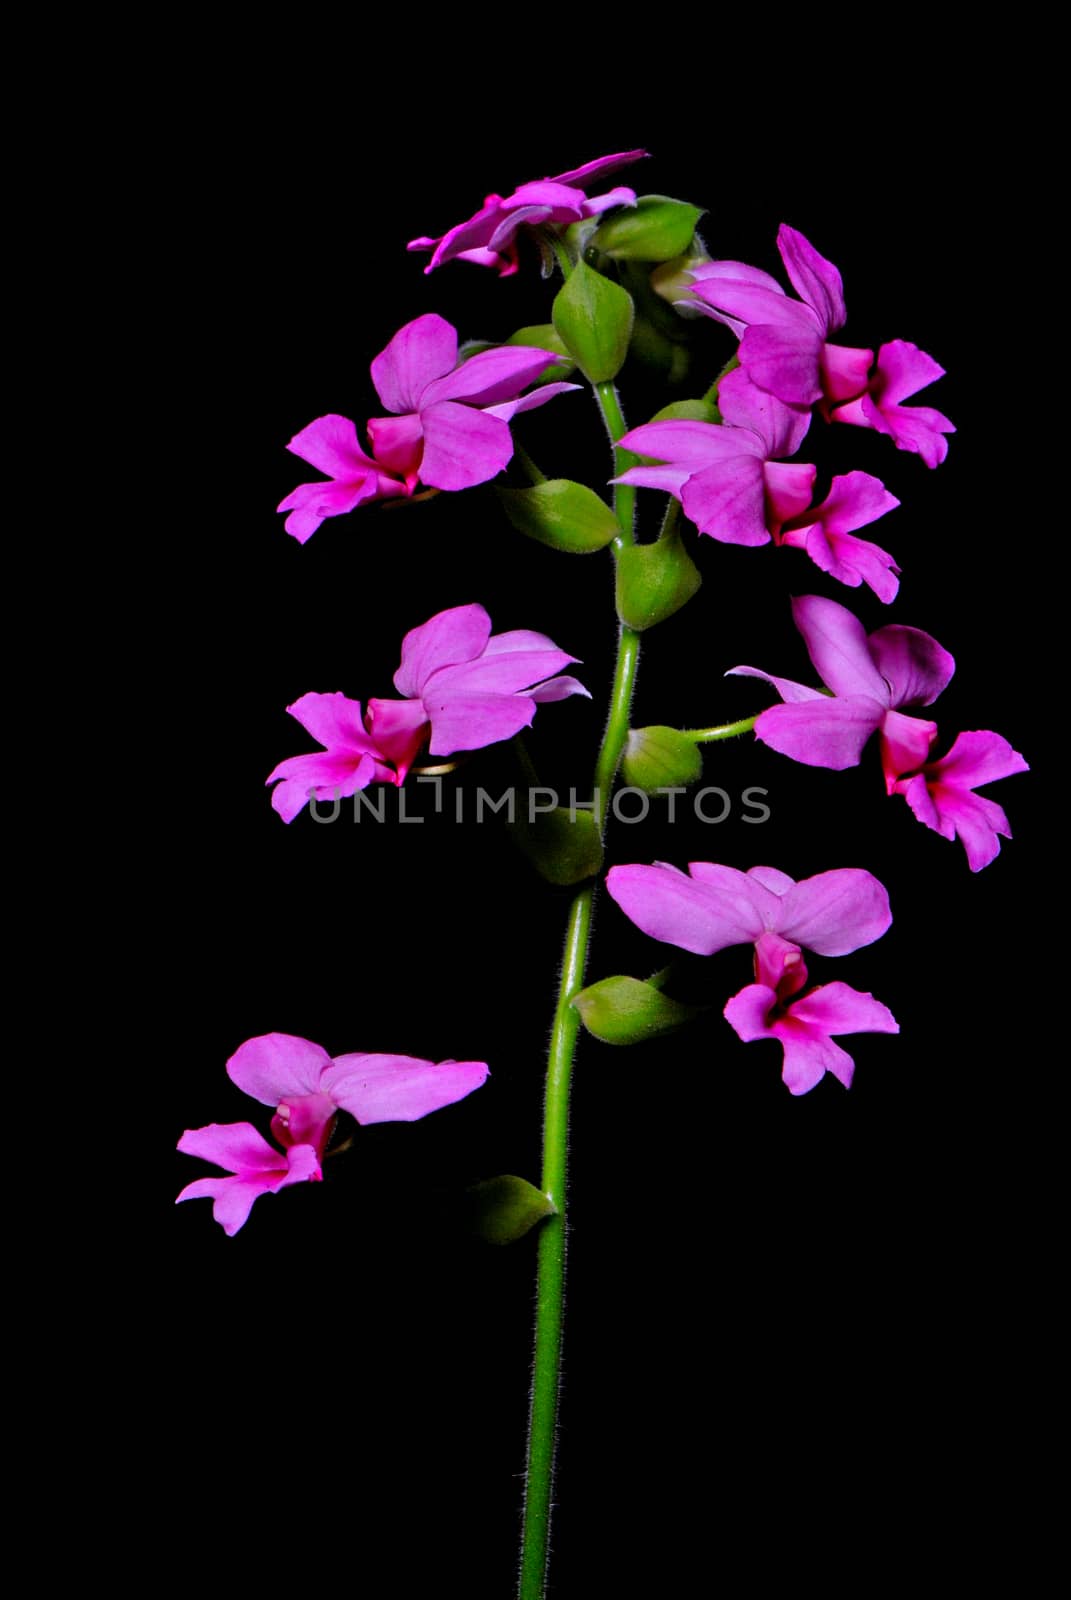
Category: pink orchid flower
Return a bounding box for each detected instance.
[724,951,899,1096]
[730,594,954,784]
[616,372,901,599]
[177,1034,491,1234]
[267,603,589,822]
[891,731,1029,871]
[685,225,874,410]
[277,414,410,545]
[606,861,892,981]
[833,340,956,468]
[407,150,648,275]
[365,313,578,493]
[175,1123,322,1237]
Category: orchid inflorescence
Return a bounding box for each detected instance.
[177,148,1027,1599]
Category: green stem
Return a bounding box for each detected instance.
[684,715,758,742]
[548,231,574,281]
[514,442,547,485]
[519,380,642,1600]
[594,380,636,550]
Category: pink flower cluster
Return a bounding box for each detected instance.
[733,594,1028,871]
[607,861,898,1095]
[177,1033,489,1234]
[267,602,589,822]
[279,313,579,543]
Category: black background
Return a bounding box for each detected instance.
[134,79,1049,1596]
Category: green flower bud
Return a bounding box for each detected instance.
[622,726,703,791]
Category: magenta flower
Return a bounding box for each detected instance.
[730,594,954,784]
[175,1123,322,1236]
[686,225,873,410]
[891,731,1029,871]
[834,340,955,468]
[606,861,892,980]
[407,150,648,275]
[777,471,901,603]
[278,414,410,544]
[267,603,589,822]
[724,953,899,1096]
[365,314,578,493]
[224,1032,490,1159]
[615,369,814,546]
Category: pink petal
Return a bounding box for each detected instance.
[687,861,783,924]
[725,664,827,705]
[366,413,425,485]
[619,418,764,465]
[420,345,560,409]
[689,268,804,338]
[788,982,899,1039]
[867,624,955,708]
[428,647,580,698]
[879,710,938,786]
[418,401,514,491]
[282,691,373,754]
[879,403,956,468]
[394,604,492,698]
[739,322,824,406]
[754,696,886,769]
[581,185,639,217]
[549,150,649,186]
[409,197,504,271]
[775,869,892,956]
[177,1120,290,1173]
[267,751,378,823]
[681,457,770,544]
[284,414,378,479]
[370,313,458,414]
[270,1093,337,1152]
[871,339,946,407]
[747,866,796,895]
[723,982,779,1042]
[365,697,430,783]
[527,674,590,703]
[226,1032,334,1106]
[614,464,692,495]
[925,730,1029,789]
[816,472,899,537]
[719,369,812,457]
[483,381,581,422]
[820,344,873,404]
[754,933,809,994]
[792,595,890,701]
[774,1027,857,1093]
[606,862,767,955]
[776,224,846,334]
[277,479,374,545]
[896,772,947,835]
[786,523,901,603]
[425,690,538,754]
[321,1054,489,1124]
[927,786,1014,872]
[764,462,817,529]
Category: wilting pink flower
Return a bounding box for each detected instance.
[278,414,410,544]
[686,225,873,410]
[615,369,813,546]
[365,314,578,492]
[408,150,648,275]
[224,1032,490,1159]
[731,594,953,783]
[724,952,899,1095]
[267,604,589,822]
[606,861,892,976]
[175,1123,322,1236]
[833,340,955,468]
[891,730,1029,871]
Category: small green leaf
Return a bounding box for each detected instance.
[465,1175,556,1245]
[552,260,635,383]
[511,804,604,885]
[622,726,703,791]
[497,479,620,553]
[591,195,705,262]
[615,526,702,631]
[648,397,720,425]
[572,975,704,1045]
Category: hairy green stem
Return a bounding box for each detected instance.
[685,715,758,742]
[518,360,642,1600]
[514,442,548,485]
